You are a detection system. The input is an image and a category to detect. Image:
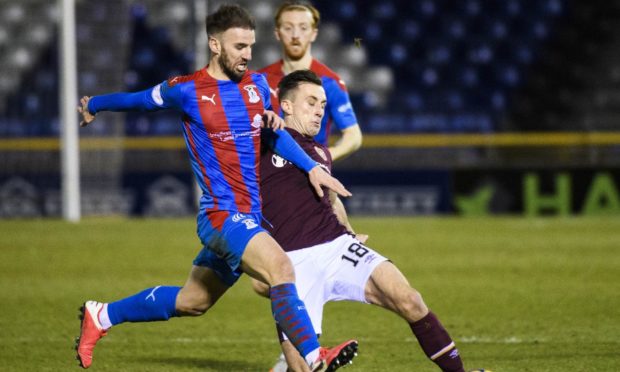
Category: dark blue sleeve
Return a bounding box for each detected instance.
[262,129,318,172]
[87,81,183,114]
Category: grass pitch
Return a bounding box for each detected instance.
[0,216,618,371]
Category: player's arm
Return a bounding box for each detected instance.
[329,124,362,162]
[78,82,181,127]
[262,129,352,198]
[329,190,368,243]
[261,110,286,131]
[323,78,363,161]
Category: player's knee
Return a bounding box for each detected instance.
[398,288,428,321]
[175,290,212,316]
[251,278,270,298]
[266,253,296,285]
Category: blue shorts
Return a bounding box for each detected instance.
[193,210,266,286]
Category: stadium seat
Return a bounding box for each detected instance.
[0,0,574,136]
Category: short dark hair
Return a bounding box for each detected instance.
[206,4,256,36]
[274,1,320,29]
[278,70,323,102]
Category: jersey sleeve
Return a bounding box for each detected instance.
[87,80,185,114]
[254,73,272,111]
[261,128,318,172]
[323,77,359,130]
[157,80,186,111]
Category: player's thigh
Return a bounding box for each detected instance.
[364,261,428,321]
[176,265,230,315]
[327,236,388,304]
[240,231,294,286]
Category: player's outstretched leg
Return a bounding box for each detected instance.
[75,286,181,368]
[366,261,465,372]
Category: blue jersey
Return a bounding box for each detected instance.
[157,69,270,213]
[260,59,358,146]
[88,67,319,215]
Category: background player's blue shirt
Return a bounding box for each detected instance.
[316,74,358,145]
[259,59,358,146]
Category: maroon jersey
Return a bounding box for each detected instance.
[260,128,348,252]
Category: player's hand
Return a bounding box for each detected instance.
[355,234,369,244]
[262,110,285,131]
[308,166,352,198]
[77,96,96,127]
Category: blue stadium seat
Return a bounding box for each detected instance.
[400,19,422,41]
[467,40,495,64]
[336,1,357,20]
[1,0,570,136]
[372,2,396,20]
[389,43,408,65]
[425,42,452,65]
[442,18,467,40]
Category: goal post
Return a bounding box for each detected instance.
[59,0,80,222]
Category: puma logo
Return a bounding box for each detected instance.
[201,94,216,105]
[145,286,161,302]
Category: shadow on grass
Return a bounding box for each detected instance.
[135,355,265,371]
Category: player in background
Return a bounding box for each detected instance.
[74,5,357,371]
[257,70,468,372]
[259,0,362,162]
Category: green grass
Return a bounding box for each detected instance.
[1,217,619,371]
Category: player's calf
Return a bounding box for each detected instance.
[251,277,271,298]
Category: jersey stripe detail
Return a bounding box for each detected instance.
[183,116,217,209]
[207,210,230,231]
[193,73,240,211]
[211,79,251,211]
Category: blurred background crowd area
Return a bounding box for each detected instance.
[1,0,620,217]
[2,0,620,137]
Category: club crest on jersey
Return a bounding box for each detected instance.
[271,154,289,168]
[241,218,258,229]
[314,146,327,161]
[251,113,262,128]
[244,85,261,103]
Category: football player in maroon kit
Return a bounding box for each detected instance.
[257,69,467,372]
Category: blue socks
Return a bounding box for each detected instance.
[270,283,320,362]
[107,286,181,325]
[103,283,320,364]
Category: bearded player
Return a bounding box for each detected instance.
[75,5,356,371]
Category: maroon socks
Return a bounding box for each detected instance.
[409,311,464,372]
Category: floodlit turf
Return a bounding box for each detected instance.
[0,216,618,371]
